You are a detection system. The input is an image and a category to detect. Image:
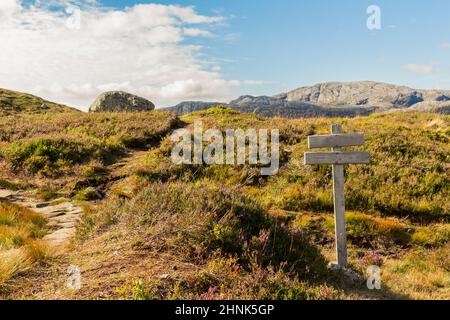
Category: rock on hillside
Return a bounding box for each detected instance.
[89,91,155,112]
[0,88,79,115]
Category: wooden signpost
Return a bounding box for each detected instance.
[304,124,370,268]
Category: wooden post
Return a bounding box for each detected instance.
[304,125,370,269]
[331,124,347,267]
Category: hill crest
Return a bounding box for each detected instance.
[0,88,79,115]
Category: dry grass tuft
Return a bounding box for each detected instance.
[0,202,49,285]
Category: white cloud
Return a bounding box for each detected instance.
[0,1,234,110]
[440,42,450,49]
[183,28,213,37]
[244,80,269,85]
[403,64,436,74]
[0,0,19,12]
[227,80,272,86]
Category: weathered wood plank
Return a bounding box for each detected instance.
[304,151,371,165]
[303,124,371,268]
[333,164,347,267]
[330,125,347,267]
[308,133,364,149]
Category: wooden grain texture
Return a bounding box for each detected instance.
[303,124,371,268]
[332,163,347,266]
[304,151,371,165]
[308,133,364,149]
[331,125,347,267]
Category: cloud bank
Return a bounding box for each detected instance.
[404,64,436,75]
[0,0,236,110]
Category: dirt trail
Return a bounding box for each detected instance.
[0,124,182,250]
[0,189,83,247]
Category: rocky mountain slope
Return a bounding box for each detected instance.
[162,81,450,117]
[0,88,79,115]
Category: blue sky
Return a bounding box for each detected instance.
[99,0,450,96]
[3,0,450,109]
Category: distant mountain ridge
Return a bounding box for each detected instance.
[163,101,222,115]
[162,81,450,117]
[0,88,79,115]
[3,81,450,118]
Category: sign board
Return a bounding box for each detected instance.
[304,125,371,268]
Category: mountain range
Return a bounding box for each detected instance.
[2,81,450,118]
[162,81,450,117]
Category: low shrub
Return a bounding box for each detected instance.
[75,187,102,201]
[1,138,117,176]
[97,182,328,279]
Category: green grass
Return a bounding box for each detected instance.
[97,182,327,276]
[75,187,101,201]
[2,138,112,175]
[293,211,450,249]
[116,262,343,300]
[0,111,179,192]
[0,201,47,250]
[81,181,334,300]
[0,201,49,285]
[1,108,448,300]
[129,109,449,222]
[0,179,27,191]
[0,88,78,115]
[94,109,448,300]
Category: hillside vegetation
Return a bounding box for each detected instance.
[0,108,448,300]
[0,201,49,284]
[0,89,79,115]
[135,108,449,222]
[0,111,179,198]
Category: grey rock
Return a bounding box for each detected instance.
[89,91,155,113]
[35,202,50,208]
[327,262,364,287]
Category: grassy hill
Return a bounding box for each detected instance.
[0,111,179,196]
[0,89,79,115]
[0,108,448,300]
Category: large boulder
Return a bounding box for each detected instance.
[89,91,155,112]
